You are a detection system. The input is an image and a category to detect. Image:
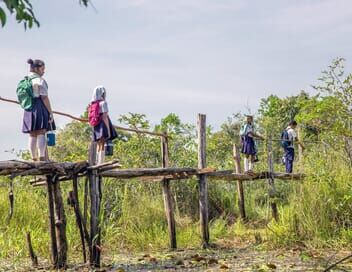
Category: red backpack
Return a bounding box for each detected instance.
[88,100,102,126]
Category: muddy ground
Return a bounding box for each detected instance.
[1,245,351,271]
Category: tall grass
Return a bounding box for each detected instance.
[1,145,351,264]
[267,147,352,248]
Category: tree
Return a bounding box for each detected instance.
[303,58,352,165]
[0,0,89,29]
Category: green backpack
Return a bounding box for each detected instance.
[16,75,37,110]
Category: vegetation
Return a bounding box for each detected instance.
[0,0,89,29]
[0,58,351,267]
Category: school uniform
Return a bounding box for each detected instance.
[284,127,296,173]
[92,100,117,142]
[22,72,56,133]
[240,123,257,155]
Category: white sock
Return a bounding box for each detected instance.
[37,134,47,158]
[244,158,249,172]
[249,161,254,171]
[28,136,37,159]
[97,151,105,164]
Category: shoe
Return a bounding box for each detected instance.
[245,170,255,175]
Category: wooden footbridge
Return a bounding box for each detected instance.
[0,113,304,269]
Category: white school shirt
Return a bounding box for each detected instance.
[286,126,297,149]
[242,123,254,137]
[29,72,48,97]
[99,100,109,113]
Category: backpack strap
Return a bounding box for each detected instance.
[28,75,39,81]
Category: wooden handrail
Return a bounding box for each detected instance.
[0,96,166,138]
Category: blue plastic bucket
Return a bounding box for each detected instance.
[105,140,114,156]
[47,131,56,146]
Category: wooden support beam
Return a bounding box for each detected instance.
[267,137,279,221]
[88,142,101,267]
[233,144,246,221]
[83,176,89,238]
[197,113,209,248]
[46,176,58,267]
[26,232,38,268]
[100,167,198,178]
[71,176,88,263]
[52,181,68,268]
[87,160,120,170]
[161,134,177,249]
[0,160,88,177]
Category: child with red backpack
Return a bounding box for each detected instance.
[89,86,117,164]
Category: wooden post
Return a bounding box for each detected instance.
[46,176,58,267]
[88,141,101,267]
[26,232,38,267]
[52,180,68,268]
[197,114,209,248]
[72,175,88,263]
[297,127,303,172]
[267,136,279,221]
[7,179,14,222]
[161,134,177,249]
[83,176,89,231]
[233,144,246,221]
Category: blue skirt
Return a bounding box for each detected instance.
[22,97,56,133]
[241,135,256,155]
[92,117,117,142]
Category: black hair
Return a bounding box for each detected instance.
[27,59,45,70]
[289,120,297,126]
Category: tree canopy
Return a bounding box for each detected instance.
[0,0,89,29]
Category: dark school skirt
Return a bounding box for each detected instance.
[241,135,256,155]
[22,97,56,133]
[92,117,118,142]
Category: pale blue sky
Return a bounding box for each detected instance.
[1,0,352,160]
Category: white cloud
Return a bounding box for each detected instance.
[1,0,352,160]
[112,0,246,13]
[273,0,352,33]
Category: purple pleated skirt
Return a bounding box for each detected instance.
[22,97,56,133]
[92,117,117,142]
[241,135,256,155]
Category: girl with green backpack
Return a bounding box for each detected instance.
[21,59,56,161]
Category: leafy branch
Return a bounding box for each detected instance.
[0,0,89,29]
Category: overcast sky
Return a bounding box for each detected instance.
[1,0,352,160]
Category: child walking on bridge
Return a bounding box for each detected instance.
[281,120,305,173]
[89,86,117,164]
[22,59,56,161]
[240,115,264,173]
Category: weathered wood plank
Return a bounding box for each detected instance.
[52,181,68,268]
[233,144,246,220]
[0,160,88,176]
[161,135,177,249]
[198,113,209,248]
[88,142,101,267]
[100,167,198,178]
[71,176,88,263]
[26,232,38,268]
[46,176,58,267]
[267,137,279,221]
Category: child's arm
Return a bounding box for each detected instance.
[296,139,305,150]
[251,132,265,140]
[41,96,54,122]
